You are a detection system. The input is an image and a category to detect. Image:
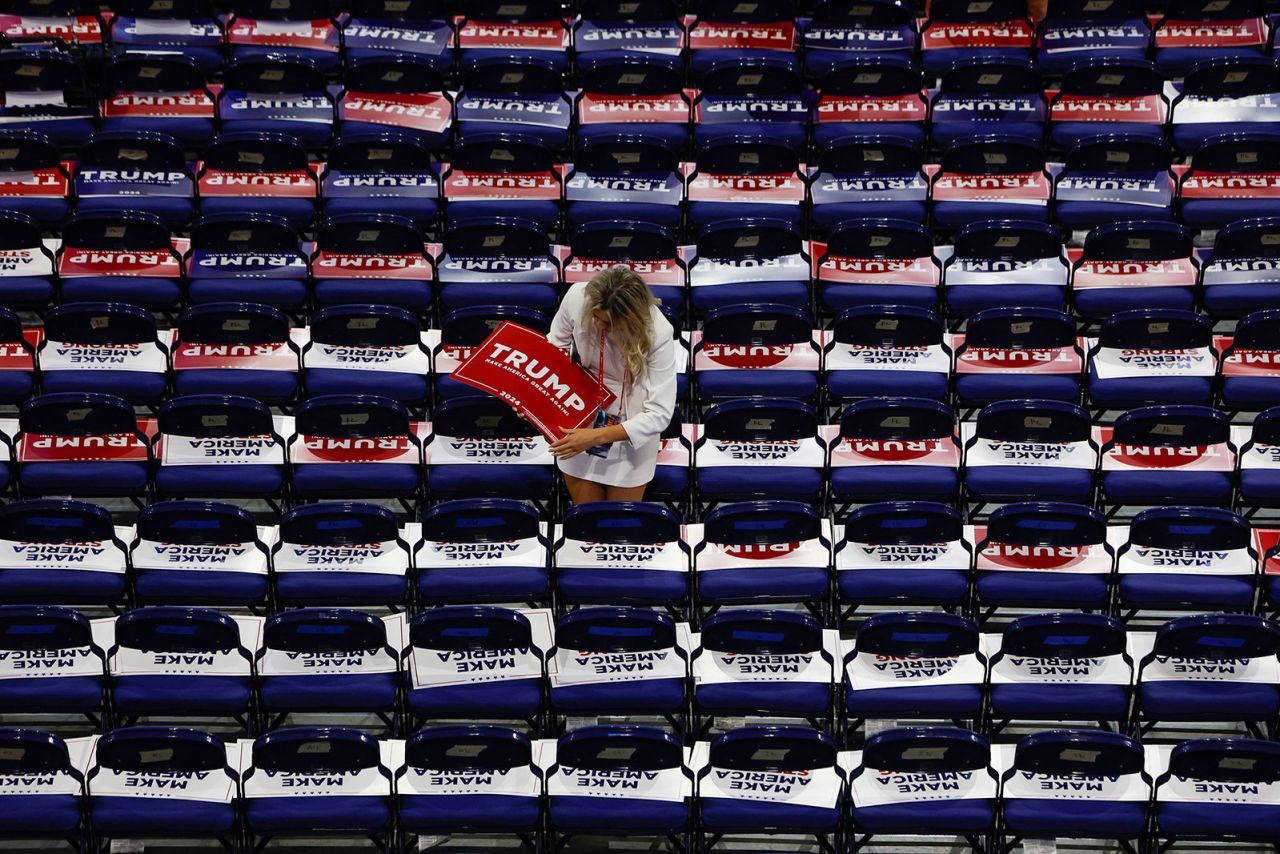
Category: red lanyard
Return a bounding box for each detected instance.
[597,328,607,405]
[596,328,629,414]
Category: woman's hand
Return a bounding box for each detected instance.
[550,428,604,460]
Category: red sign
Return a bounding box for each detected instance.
[452,321,615,441]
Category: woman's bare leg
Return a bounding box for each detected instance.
[605,485,647,501]
[563,473,607,505]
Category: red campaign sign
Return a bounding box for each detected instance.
[972,525,1102,571]
[932,172,1050,201]
[920,19,1034,49]
[0,328,39,371]
[454,18,569,49]
[311,252,432,280]
[452,321,615,441]
[953,334,1084,374]
[0,165,70,198]
[0,15,103,44]
[58,248,180,278]
[561,255,684,287]
[814,94,929,123]
[443,168,561,200]
[226,17,340,51]
[101,91,216,119]
[1217,336,1280,377]
[1254,529,1280,574]
[1179,172,1280,199]
[18,418,155,463]
[578,92,691,124]
[197,165,318,198]
[1154,16,1265,47]
[1048,93,1167,124]
[340,92,451,134]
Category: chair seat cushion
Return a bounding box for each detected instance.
[60,276,181,310]
[1119,573,1255,612]
[1224,377,1280,411]
[819,283,937,314]
[698,568,828,604]
[247,795,390,834]
[552,677,685,715]
[1005,798,1146,839]
[550,795,688,834]
[831,465,958,503]
[696,370,819,401]
[187,277,308,309]
[0,675,102,713]
[304,368,428,404]
[1203,284,1280,318]
[1140,680,1280,721]
[696,681,830,717]
[0,276,54,310]
[567,200,681,230]
[700,798,839,834]
[853,799,994,835]
[174,368,297,404]
[1088,372,1213,408]
[427,465,552,500]
[1102,470,1232,506]
[688,202,803,230]
[976,570,1110,609]
[557,568,687,606]
[261,673,398,712]
[697,468,824,504]
[445,200,559,232]
[1075,286,1194,319]
[311,277,433,312]
[417,565,548,603]
[691,282,809,315]
[1051,120,1164,150]
[111,675,252,716]
[92,796,236,836]
[134,569,268,607]
[827,369,949,402]
[292,463,420,498]
[437,283,558,314]
[966,466,1093,503]
[989,683,1129,721]
[399,793,540,833]
[1243,468,1280,506]
[648,465,688,502]
[1056,200,1174,230]
[275,572,408,606]
[406,677,542,719]
[845,684,982,719]
[0,794,81,834]
[838,569,969,606]
[954,374,1081,406]
[1157,802,1280,840]
[155,464,284,498]
[323,197,439,230]
[1181,198,1280,229]
[0,569,125,605]
[945,285,1065,316]
[934,201,1047,230]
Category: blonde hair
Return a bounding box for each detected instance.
[583,266,657,382]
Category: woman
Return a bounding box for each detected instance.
[547,267,678,503]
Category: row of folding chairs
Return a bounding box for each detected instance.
[4,494,1280,619]
[5,603,1278,740]
[2,723,1276,853]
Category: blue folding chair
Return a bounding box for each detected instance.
[0,307,34,403]
[575,0,684,61]
[849,727,996,848]
[844,611,983,726]
[686,137,805,230]
[310,215,434,311]
[74,131,194,229]
[943,219,1068,316]
[919,0,1033,74]
[455,55,571,151]
[338,55,451,150]
[563,220,685,315]
[107,0,224,74]
[698,726,843,852]
[686,0,796,74]
[428,396,555,503]
[812,56,925,148]
[87,727,239,846]
[322,131,440,228]
[225,0,341,71]
[695,304,818,402]
[954,307,1083,407]
[98,55,216,149]
[290,395,422,500]
[303,305,430,404]
[108,607,255,728]
[186,212,310,309]
[556,500,689,609]
[170,303,300,404]
[816,218,938,313]
[987,612,1132,730]
[825,306,949,402]
[431,305,550,401]
[693,610,832,726]
[1154,0,1270,72]
[16,395,151,498]
[1101,406,1234,506]
[1038,0,1151,74]
[547,725,690,847]
[932,136,1050,228]
[696,399,824,504]
[436,214,560,312]
[830,398,961,507]
[403,606,545,729]
[694,55,806,150]
[195,132,319,231]
[1049,58,1167,149]
[803,0,917,77]
[443,134,563,232]
[243,727,394,850]
[456,0,571,72]
[930,55,1045,150]
[1202,218,1280,318]
[1153,738,1280,847]
[217,55,335,149]
[964,400,1097,505]
[974,502,1113,614]
[0,211,55,311]
[0,50,93,148]
[1116,506,1257,617]
[273,502,410,608]
[1136,613,1280,734]
[418,499,550,605]
[999,730,1149,852]
[341,0,454,71]
[131,500,270,608]
[258,609,400,730]
[0,605,106,722]
[397,726,541,847]
[551,607,687,727]
[1055,136,1176,229]
[154,395,285,500]
[1087,311,1217,409]
[38,302,168,404]
[1170,56,1280,154]
[575,53,688,153]
[565,136,685,230]
[836,502,970,616]
[0,729,85,848]
[57,210,182,309]
[809,136,930,228]
[696,501,830,616]
[1073,221,1198,319]
[688,218,809,315]
[1241,405,1280,508]
[1177,133,1280,228]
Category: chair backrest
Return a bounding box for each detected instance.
[1111,405,1230,448]
[562,500,680,544]
[555,725,683,772]
[572,135,680,176]
[1167,738,1280,785]
[348,0,447,18]
[136,500,258,546]
[264,608,388,654]
[431,395,539,440]
[327,131,434,173]
[579,53,682,95]
[410,606,534,651]
[693,0,791,22]
[580,0,679,22]
[840,398,955,442]
[694,136,799,176]
[461,55,565,95]
[697,218,802,261]
[281,502,399,546]
[0,499,115,544]
[1097,309,1213,351]
[818,135,923,176]
[1187,132,1280,175]
[0,729,74,776]
[176,303,291,346]
[440,305,550,347]
[252,727,382,774]
[855,611,979,658]
[704,500,822,545]
[0,604,94,651]
[421,498,541,543]
[940,55,1041,96]
[294,394,411,439]
[1252,404,1280,446]
[1127,506,1252,552]
[700,609,822,655]
[1064,135,1172,175]
[862,727,991,773]
[700,56,802,97]
[1013,730,1144,778]
[201,132,311,174]
[0,50,85,93]
[1000,612,1127,659]
[315,214,425,257]
[191,213,300,255]
[844,502,964,546]
[43,302,156,346]
[928,0,1026,21]
[709,726,837,771]
[953,219,1060,262]
[985,502,1107,548]
[114,607,241,654]
[19,392,139,437]
[450,133,556,175]
[974,400,1091,444]
[105,53,207,94]
[1152,613,1280,660]
[96,727,227,774]
[158,395,276,439]
[939,135,1044,176]
[556,607,677,653]
[1181,56,1280,99]
[78,131,188,174]
[223,55,327,93]
[702,304,812,347]
[444,216,549,259]
[704,398,818,442]
[1061,58,1162,97]
[831,306,944,349]
[61,210,171,252]
[343,54,445,94]
[405,725,532,772]
[309,305,421,348]
[963,307,1076,350]
[570,220,678,262]
[811,0,911,26]
[1082,220,1194,262]
[1046,0,1142,19]
[0,211,44,252]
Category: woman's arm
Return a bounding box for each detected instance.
[547,284,579,349]
[618,331,678,449]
